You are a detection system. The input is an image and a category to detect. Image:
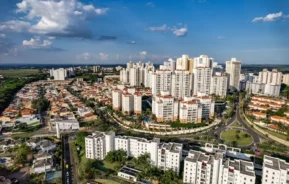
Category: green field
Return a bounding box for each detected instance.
[221,129,253,146]
[0,69,39,77]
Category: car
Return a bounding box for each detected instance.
[10,178,19,184]
[66,164,69,169]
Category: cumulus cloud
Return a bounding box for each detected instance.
[99,52,109,60]
[0,0,109,38]
[252,12,283,22]
[140,51,147,57]
[173,27,188,37]
[146,2,155,7]
[147,24,188,37]
[23,36,52,48]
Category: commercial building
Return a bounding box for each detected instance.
[157,142,183,174]
[226,58,241,91]
[85,131,115,160]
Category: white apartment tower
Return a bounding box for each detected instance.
[210,72,228,98]
[112,88,122,111]
[193,67,212,95]
[183,151,223,184]
[152,91,179,122]
[157,142,183,174]
[179,97,203,123]
[226,58,241,91]
[258,69,282,85]
[129,67,140,87]
[152,70,172,95]
[220,159,255,184]
[122,92,134,115]
[171,70,191,99]
[283,74,289,85]
[194,55,213,68]
[193,93,215,119]
[262,155,289,184]
[115,136,160,166]
[176,55,189,70]
[50,68,67,80]
[134,92,142,114]
[85,131,115,160]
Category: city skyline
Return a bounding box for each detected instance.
[0,0,288,64]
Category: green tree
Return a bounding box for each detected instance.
[75,131,89,148]
[160,169,180,184]
[15,143,31,164]
[105,149,127,163]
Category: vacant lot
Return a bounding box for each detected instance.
[0,69,39,77]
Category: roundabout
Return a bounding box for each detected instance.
[221,129,253,147]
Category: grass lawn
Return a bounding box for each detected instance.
[95,179,120,184]
[103,160,121,171]
[221,129,253,146]
[261,127,288,140]
[0,69,39,77]
[230,121,242,127]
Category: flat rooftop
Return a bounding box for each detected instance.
[119,166,141,177]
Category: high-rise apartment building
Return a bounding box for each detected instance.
[157,142,183,174]
[258,69,282,85]
[262,155,289,184]
[171,70,191,99]
[122,92,134,115]
[152,91,179,122]
[133,92,142,114]
[210,72,228,97]
[112,88,122,111]
[183,150,255,184]
[176,55,189,70]
[179,97,202,123]
[152,70,172,95]
[283,74,289,85]
[193,67,212,95]
[194,55,213,68]
[85,131,115,160]
[226,58,241,91]
[193,93,215,119]
[50,68,67,80]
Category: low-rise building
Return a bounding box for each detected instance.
[55,119,79,130]
[117,166,141,182]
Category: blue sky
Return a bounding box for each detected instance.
[0,0,289,64]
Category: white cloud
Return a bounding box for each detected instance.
[148,24,170,32]
[140,51,147,57]
[0,0,109,38]
[252,12,283,22]
[146,2,155,7]
[217,36,225,39]
[129,41,136,44]
[23,36,52,48]
[48,36,55,40]
[173,27,188,37]
[77,52,92,60]
[99,52,109,60]
[284,15,289,19]
[0,20,31,32]
[147,24,188,37]
[0,34,6,38]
